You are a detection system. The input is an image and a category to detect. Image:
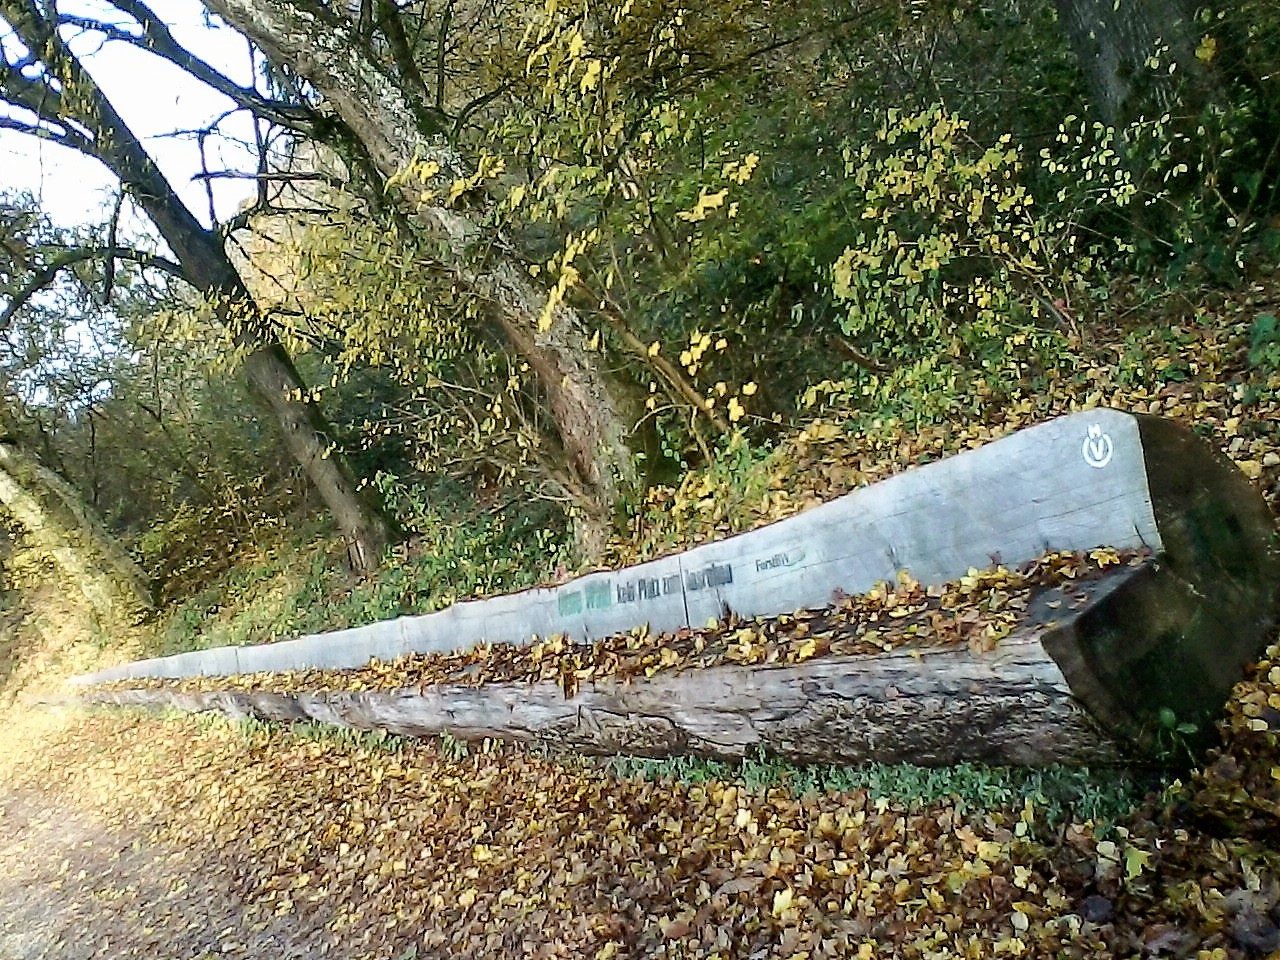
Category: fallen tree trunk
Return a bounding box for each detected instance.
[68,409,1194,682]
[71,563,1190,765]
[80,650,1126,767]
[73,410,1280,765]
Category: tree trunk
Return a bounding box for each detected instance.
[86,97,393,575]
[80,625,1133,767]
[239,343,390,573]
[65,556,1225,766]
[203,0,640,539]
[0,442,152,624]
[1053,0,1211,127]
[72,410,1280,764]
[0,2,392,573]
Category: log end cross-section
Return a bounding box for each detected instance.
[1042,414,1280,757]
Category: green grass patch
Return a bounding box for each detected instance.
[606,751,1164,827]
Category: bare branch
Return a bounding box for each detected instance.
[433,0,454,113]
[1,245,185,329]
[0,35,98,150]
[192,169,349,189]
[0,114,89,150]
[375,0,431,106]
[830,334,889,374]
[102,191,126,303]
[90,0,324,135]
[56,13,141,47]
[451,78,518,140]
[250,92,271,219]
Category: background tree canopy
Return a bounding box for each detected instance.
[0,0,1276,613]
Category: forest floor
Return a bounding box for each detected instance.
[3,282,1280,959]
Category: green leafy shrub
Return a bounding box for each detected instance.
[832,106,1076,368]
[1248,313,1280,373]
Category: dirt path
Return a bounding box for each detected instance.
[0,707,348,960]
[0,788,323,960]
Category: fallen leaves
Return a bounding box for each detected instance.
[8,628,1280,959]
[95,548,1149,699]
[0,709,1127,959]
[10,288,1280,958]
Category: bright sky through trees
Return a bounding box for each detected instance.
[1,0,256,228]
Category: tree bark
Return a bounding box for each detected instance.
[0,1,391,572]
[0,442,152,624]
[238,343,390,573]
[79,633,1133,767]
[203,0,640,539]
[75,564,1143,766]
[66,537,1266,767]
[1053,0,1211,127]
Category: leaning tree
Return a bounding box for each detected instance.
[199,0,646,550]
[0,0,392,571]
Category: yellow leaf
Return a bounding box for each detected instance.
[772,886,794,915]
[580,59,602,93]
[447,178,470,203]
[1124,845,1151,880]
[1195,35,1218,63]
[677,189,729,223]
[976,840,1004,862]
[1238,459,1263,480]
[832,249,857,300]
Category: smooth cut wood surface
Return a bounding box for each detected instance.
[74,409,1162,685]
[1043,414,1280,753]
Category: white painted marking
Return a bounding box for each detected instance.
[1082,424,1114,469]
